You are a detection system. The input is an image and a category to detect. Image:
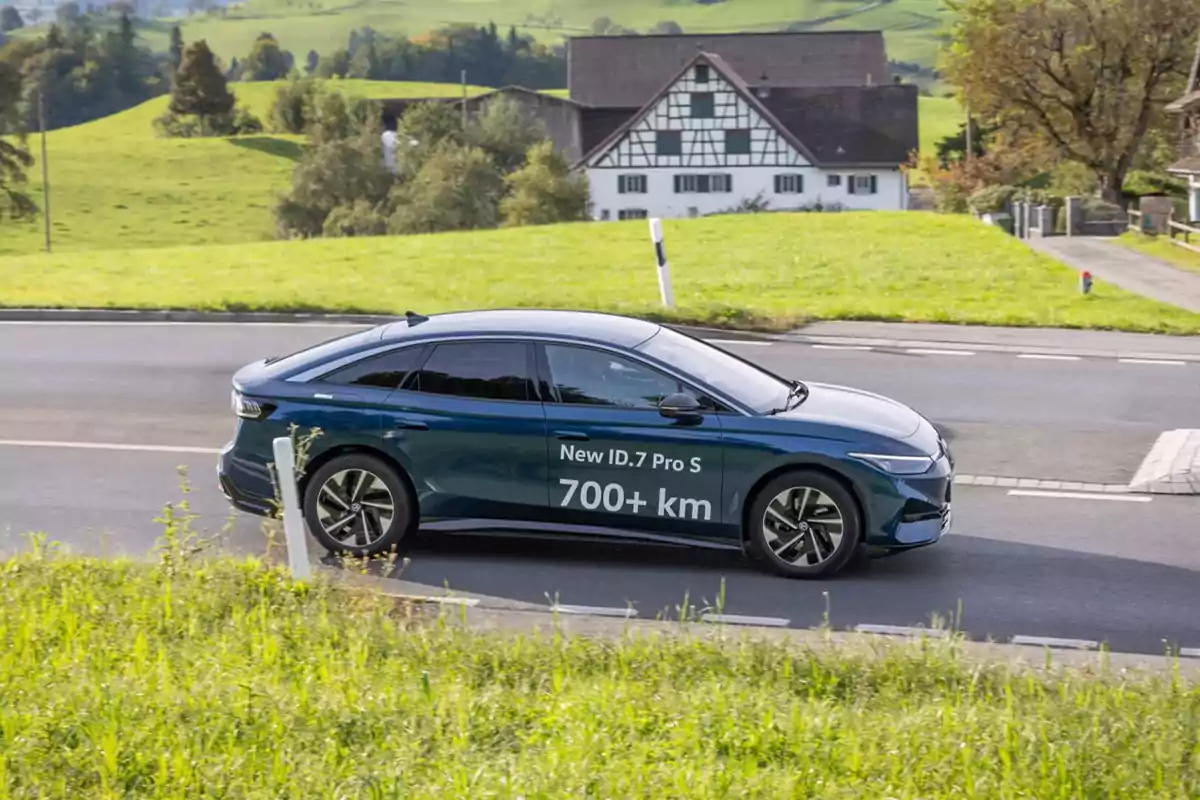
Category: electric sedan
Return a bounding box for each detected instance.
[218,309,953,579]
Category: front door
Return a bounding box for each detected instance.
[379,339,548,521]
[537,342,727,538]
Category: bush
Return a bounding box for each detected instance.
[269,74,320,134]
[500,140,590,227]
[153,105,263,138]
[388,141,505,234]
[967,184,1016,214]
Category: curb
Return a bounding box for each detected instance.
[1128,429,1200,495]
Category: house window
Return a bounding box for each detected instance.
[774,174,803,194]
[827,174,842,187]
[694,64,710,83]
[656,131,682,156]
[725,129,751,155]
[688,207,699,218]
[618,209,648,220]
[599,210,610,221]
[690,92,715,118]
[618,174,647,194]
[848,174,877,195]
[673,174,733,193]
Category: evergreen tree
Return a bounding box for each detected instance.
[1,6,24,32]
[169,25,183,70]
[169,39,235,119]
[305,48,319,74]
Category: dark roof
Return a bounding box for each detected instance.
[377,86,587,118]
[576,51,916,169]
[580,107,639,156]
[568,31,889,108]
[761,85,919,165]
[1167,156,1200,174]
[379,309,662,348]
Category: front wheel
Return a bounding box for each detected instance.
[746,469,862,579]
[301,453,415,557]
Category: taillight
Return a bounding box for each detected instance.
[231,390,276,421]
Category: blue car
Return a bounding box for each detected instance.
[218,309,953,579]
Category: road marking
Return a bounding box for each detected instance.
[854,624,950,638]
[1016,353,1080,361]
[1118,358,1187,366]
[905,348,975,356]
[0,439,222,455]
[1011,635,1099,650]
[1181,648,1200,659]
[700,613,790,628]
[1006,489,1151,503]
[811,344,873,351]
[702,339,772,346]
[551,604,638,618]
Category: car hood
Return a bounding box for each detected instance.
[771,382,925,441]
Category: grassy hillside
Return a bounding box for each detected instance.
[15,0,952,75]
[0,85,960,257]
[0,80,490,257]
[4,212,1199,334]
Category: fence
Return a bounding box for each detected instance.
[1127,209,1200,255]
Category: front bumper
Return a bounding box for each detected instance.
[863,446,954,551]
[216,441,277,517]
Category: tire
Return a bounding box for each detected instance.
[745,469,862,579]
[301,453,415,557]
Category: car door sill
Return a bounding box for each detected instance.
[420,518,742,551]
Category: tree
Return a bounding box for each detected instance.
[464,93,545,172]
[1,6,24,32]
[648,20,683,35]
[388,141,504,234]
[169,25,183,70]
[941,0,1200,202]
[305,48,318,74]
[0,57,35,221]
[169,39,235,119]
[500,140,589,226]
[274,129,395,238]
[240,31,290,81]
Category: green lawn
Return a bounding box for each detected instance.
[0,543,1196,796]
[0,80,490,257]
[1116,231,1200,275]
[4,212,1199,334]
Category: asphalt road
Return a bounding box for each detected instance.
[1,321,1198,654]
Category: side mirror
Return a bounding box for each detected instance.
[659,392,702,423]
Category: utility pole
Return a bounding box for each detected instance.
[460,69,467,129]
[964,99,973,163]
[38,81,51,254]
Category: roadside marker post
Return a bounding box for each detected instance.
[1080,270,1092,295]
[648,217,675,309]
[272,436,313,580]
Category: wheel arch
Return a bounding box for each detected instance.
[297,443,419,511]
[739,460,869,545]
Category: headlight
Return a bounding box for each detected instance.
[231,390,275,421]
[847,452,935,475]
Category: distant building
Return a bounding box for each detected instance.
[377,31,918,221]
[1166,38,1200,222]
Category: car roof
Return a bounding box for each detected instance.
[378,309,663,348]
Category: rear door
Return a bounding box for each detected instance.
[377,339,549,522]
[536,342,728,538]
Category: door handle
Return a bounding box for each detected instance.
[554,431,589,441]
[387,420,428,433]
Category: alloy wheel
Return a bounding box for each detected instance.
[760,486,844,567]
[314,468,396,547]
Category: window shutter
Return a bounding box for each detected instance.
[869,175,878,194]
[674,175,681,194]
[773,175,781,194]
[848,176,857,195]
[798,175,804,193]
[618,176,626,194]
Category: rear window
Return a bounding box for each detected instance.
[257,327,385,379]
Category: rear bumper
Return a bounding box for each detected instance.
[216,441,276,517]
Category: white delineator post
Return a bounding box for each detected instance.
[648,217,675,309]
[272,436,312,580]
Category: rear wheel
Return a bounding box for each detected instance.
[301,453,414,557]
[746,469,862,579]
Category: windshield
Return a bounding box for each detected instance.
[635,327,790,413]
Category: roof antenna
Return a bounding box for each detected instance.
[404,310,429,326]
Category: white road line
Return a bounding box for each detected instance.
[905,348,975,356]
[1181,648,1200,659]
[0,439,222,455]
[854,624,950,638]
[700,613,791,628]
[551,604,638,618]
[810,344,873,351]
[1010,635,1099,650]
[1006,489,1152,503]
[702,339,772,346]
[1118,358,1187,366]
[1016,353,1080,361]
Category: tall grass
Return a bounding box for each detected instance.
[1,509,1198,796]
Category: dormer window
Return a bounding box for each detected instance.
[694,64,710,83]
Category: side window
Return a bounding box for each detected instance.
[320,346,424,390]
[413,342,531,402]
[544,345,682,409]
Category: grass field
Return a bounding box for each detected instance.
[1116,232,1200,275]
[0,540,1196,797]
[918,95,961,161]
[0,84,959,258]
[0,80,490,257]
[5,212,1199,333]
